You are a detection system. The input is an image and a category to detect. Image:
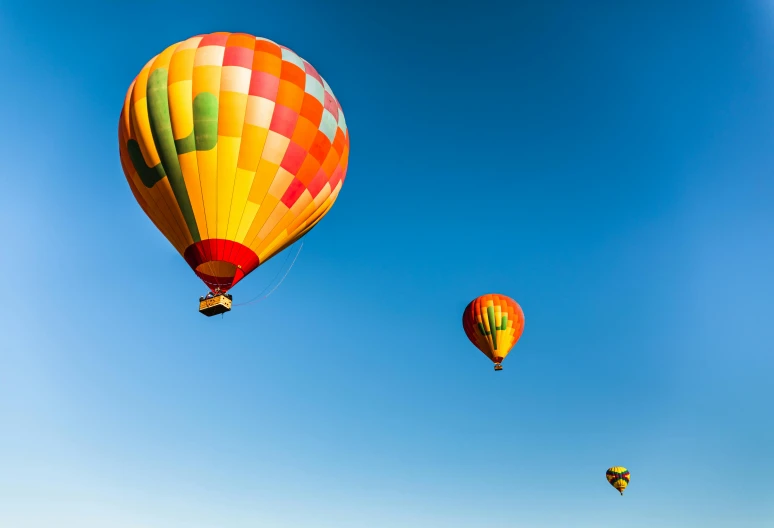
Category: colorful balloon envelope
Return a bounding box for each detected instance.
[118,32,349,300]
[606,466,630,495]
[462,294,524,370]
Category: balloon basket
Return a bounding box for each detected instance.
[199,293,233,317]
[494,363,503,371]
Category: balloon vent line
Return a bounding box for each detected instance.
[234,242,303,307]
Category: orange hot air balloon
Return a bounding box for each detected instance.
[462,294,524,371]
[118,32,349,315]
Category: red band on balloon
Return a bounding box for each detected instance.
[183,239,260,293]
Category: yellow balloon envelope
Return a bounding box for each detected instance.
[606,466,630,495]
[119,32,349,294]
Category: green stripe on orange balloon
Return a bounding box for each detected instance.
[146,68,201,241]
[127,140,165,188]
[174,130,196,154]
[487,306,498,350]
[192,92,218,151]
[172,93,218,154]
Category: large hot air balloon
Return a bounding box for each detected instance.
[462,294,524,371]
[118,32,349,315]
[606,466,630,495]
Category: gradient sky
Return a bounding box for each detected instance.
[1,1,773,526]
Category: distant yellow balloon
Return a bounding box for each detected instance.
[606,467,630,495]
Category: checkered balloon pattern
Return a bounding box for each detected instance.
[119,32,349,292]
[462,294,525,364]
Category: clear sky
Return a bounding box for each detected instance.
[1,1,773,526]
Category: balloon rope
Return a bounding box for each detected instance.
[221,250,291,304]
[232,243,297,306]
[233,241,303,307]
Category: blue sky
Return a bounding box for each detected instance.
[1,0,773,526]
